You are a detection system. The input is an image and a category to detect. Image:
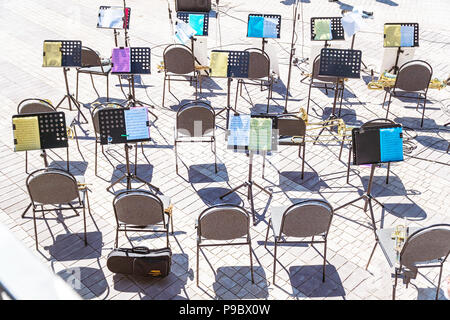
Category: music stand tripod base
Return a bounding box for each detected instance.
[106,143,159,193]
[56,68,89,124]
[219,152,272,225]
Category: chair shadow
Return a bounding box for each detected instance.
[110,163,154,183]
[415,135,449,152]
[46,231,103,261]
[168,99,207,112]
[56,265,108,299]
[49,160,88,176]
[279,171,328,192]
[213,266,269,299]
[417,287,447,300]
[289,265,345,298]
[249,103,284,115]
[381,202,427,221]
[394,117,439,130]
[112,253,192,300]
[196,187,243,206]
[188,164,229,183]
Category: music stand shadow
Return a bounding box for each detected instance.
[289,265,345,298]
[49,160,88,176]
[249,103,284,115]
[381,202,427,221]
[197,77,224,92]
[279,171,327,192]
[213,266,269,299]
[394,117,438,130]
[415,135,449,152]
[417,287,447,300]
[360,173,408,197]
[114,253,191,300]
[56,266,108,299]
[189,164,228,183]
[110,163,154,183]
[197,187,243,206]
[46,231,102,261]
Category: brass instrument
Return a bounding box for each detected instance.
[368,72,447,90]
[290,108,353,144]
[157,61,209,73]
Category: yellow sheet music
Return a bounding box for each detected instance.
[384,25,401,47]
[13,117,41,151]
[210,51,229,77]
[314,19,332,40]
[43,41,62,67]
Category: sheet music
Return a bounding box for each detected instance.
[175,19,196,44]
[124,107,150,141]
[228,114,250,148]
[210,51,229,77]
[249,117,272,151]
[43,41,62,67]
[263,17,278,38]
[13,116,41,151]
[384,24,401,47]
[379,127,404,162]
[189,14,205,36]
[111,47,130,73]
[98,7,124,29]
[248,15,264,37]
[400,25,414,47]
[314,19,333,40]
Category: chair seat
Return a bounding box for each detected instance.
[270,205,289,238]
[78,64,111,74]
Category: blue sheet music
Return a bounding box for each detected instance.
[228,114,250,148]
[379,127,403,162]
[189,14,205,36]
[400,25,414,47]
[248,16,264,38]
[263,17,278,38]
[124,107,150,141]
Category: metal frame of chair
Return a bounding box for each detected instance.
[26,168,91,250]
[174,100,217,174]
[383,60,433,128]
[264,199,334,285]
[196,204,254,286]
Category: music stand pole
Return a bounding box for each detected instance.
[107,143,159,193]
[283,0,299,114]
[334,164,382,240]
[216,77,236,118]
[220,151,272,225]
[124,75,158,121]
[55,67,89,123]
[389,47,403,75]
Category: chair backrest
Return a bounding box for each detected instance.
[176,101,215,137]
[277,115,306,137]
[312,54,338,83]
[26,169,79,205]
[361,118,396,129]
[91,103,124,135]
[395,60,432,92]
[198,205,250,241]
[17,99,56,114]
[163,44,195,75]
[113,190,166,226]
[81,47,102,67]
[400,224,450,268]
[280,200,333,238]
[245,48,270,79]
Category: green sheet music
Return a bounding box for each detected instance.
[249,117,272,151]
[314,19,332,40]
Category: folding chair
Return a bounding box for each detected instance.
[235,48,274,113]
[264,199,334,285]
[26,168,91,250]
[113,190,174,248]
[174,100,217,174]
[162,44,199,107]
[383,60,432,127]
[196,204,254,286]
[366,224,450,300]
[76,47,111,102]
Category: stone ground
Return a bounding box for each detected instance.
[0,0,449,300]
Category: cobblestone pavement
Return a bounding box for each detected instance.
[0,0,449,300]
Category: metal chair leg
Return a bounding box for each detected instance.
[264,219,271,249]
[76,71,79,101]
[174,141,179,174]
[162,76,166,107]
[386,162,391,184]
[323,240,327,282]
[33,207,38,250]
[272,239,278,285]
[386,93,392,119]
[213,139,218,174]
[392,269,398,300]
[196,243,200,286]
[249,242,254,284]
[346,144,352,184]
[436,264,444,300]
[421,94,427,127]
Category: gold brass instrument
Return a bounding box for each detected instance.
[157,61,209,73]
[290,107,353,144]
[368,72,447,90]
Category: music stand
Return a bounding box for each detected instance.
[97,5,131,47]
[246,14,281,52]
[43,40,88,124]
[335,124,404,241]
[13,112,70,217]
[210,50,250,118]
[98,107,159,193]
[220,114,274,225]
[111,47,157,121]
[383,23,419,74]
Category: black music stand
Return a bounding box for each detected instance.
[98,107,159,193]
[111,47,157,121]
[43,40,88,124]
[211,50,250,118]
[335,124,404,242]
[247,14,281,52]
[220,114,274,225]
[13,112,70,217]
[97,5,131,47]
[383,23,419,74]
